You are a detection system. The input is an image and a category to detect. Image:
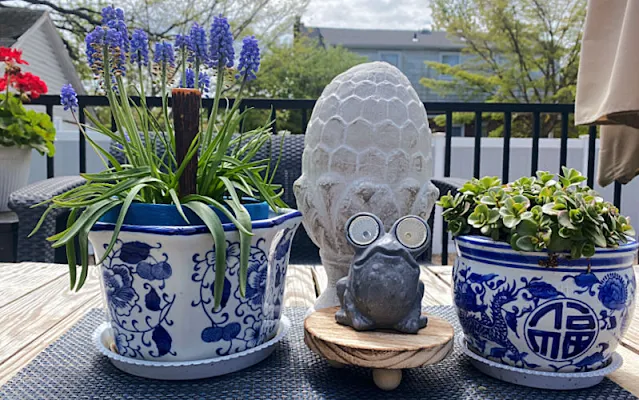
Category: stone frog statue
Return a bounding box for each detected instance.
[335,213,430,334]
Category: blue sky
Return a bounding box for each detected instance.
[302,0,433,31]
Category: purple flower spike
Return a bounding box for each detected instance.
[188,23,208,63]
[130,29,149,66]
[61,84,78,112]
[153,42,175,67]
[101,6,118,25]
[180,68,195,88]
[85,26,105,70]
[237,36,260,82]
[199,72,210,93]
[105,28,126,74]
[209,15,234,68]
[101,6,128,52]
[175,34,191,51]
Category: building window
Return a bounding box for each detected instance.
[380,52,401,68]
[439,52,461,80]
[440,53,460,66]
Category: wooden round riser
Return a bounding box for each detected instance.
[304,306,455,390]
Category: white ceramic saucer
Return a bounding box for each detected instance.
[92,316,290,380]
[456,334,622,390]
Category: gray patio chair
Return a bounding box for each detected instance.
[8,134,464,264]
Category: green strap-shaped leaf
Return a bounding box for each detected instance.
[99,183,149,265]
[75,199,123,291]
[220,177,252,297]
[184,201,227,308]
[65,208,79,290]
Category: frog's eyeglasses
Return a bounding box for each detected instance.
[393,216,429,249]
[346,214,382,246]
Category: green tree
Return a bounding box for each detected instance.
[243,36,366,133]
[421,0,586,137]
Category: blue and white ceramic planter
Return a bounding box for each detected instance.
[453,235,638,373]
[88,205,302,362]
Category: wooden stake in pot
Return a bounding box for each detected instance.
[172,88,201,196]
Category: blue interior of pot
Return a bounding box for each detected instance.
[99,200,270,226]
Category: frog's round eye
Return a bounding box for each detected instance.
[347,215,381,246]
[395,217,428,249]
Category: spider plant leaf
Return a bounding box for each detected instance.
[81,167,151,182]
[29,204,55,238]
[65,208,79,290]
[50,199,113,247]
[168,188,189,224]
[181,194,253,236]
[79,124,122,170]
[76,226,90,291]
[75,199,123,290]
[220,177,252,297]
[184,201,227,309]
[269,135,285,185]
[99,183,149,265]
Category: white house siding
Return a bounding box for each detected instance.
[17,22,68,94]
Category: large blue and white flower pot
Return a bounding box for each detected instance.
[88,203,302,362]
[453,235,638,373]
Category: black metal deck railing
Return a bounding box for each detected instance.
[29,95,619,265]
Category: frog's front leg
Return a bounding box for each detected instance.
[335,278,375,330]
[393,280,428,334]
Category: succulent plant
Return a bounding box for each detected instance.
[438,168,635,259]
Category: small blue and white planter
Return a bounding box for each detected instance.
[88,203,302,363]
[453,235,638,373]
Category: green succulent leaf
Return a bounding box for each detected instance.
[439,168,635,261]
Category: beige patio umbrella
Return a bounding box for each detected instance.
[575,0,639,186]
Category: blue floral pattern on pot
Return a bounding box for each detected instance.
[89,208,302,362]
[100,240,176,359]
[453,235,638,372]
[192,239,270,356]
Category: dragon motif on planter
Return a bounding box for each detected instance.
[453,259,625,371]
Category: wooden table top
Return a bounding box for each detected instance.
[2,262,639,396]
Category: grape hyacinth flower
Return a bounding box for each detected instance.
[180,68,195,88]
[175,34,190,51]
[153,42,175,67]
[199,72,210,94]
[105,28,126,75]
[101,6,129,53]
[237,36,260,82]
[60,84,78,112]
[188,23,208,64]
[209,15,234,68]
[130,29,149,66]
[85,26,105,73]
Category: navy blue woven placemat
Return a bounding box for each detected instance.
[1,306,636,400]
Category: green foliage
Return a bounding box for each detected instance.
[423,0,586,138]
[438,168,635,259]
[0,94,55,155]
[243,37,366,133]
[33,32,285,309]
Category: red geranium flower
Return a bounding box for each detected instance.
[12,72,48,99]
[0,47,28,65]
[0,76,6,92]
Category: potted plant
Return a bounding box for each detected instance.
[34,7,301,364]
[439,167,637,373]
[0,47,54,211]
